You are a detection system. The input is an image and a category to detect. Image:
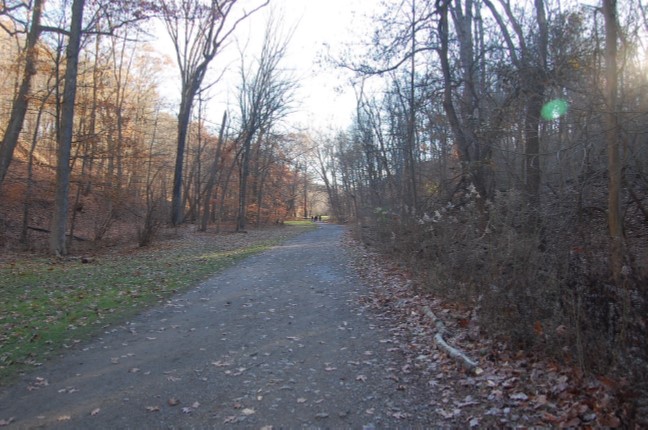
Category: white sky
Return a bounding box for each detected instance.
[263,0,374,131]
[153,0,377,133]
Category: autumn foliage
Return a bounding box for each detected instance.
[0,1,308,253]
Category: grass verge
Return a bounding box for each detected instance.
[0,223,315,385]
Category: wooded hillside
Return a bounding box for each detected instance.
[0,0,317,253]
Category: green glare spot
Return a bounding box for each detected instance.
[541,99,569,120]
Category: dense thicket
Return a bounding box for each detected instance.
[318,0,648,393]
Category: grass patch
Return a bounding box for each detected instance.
[284,220,318,226]
[0,224,312,385]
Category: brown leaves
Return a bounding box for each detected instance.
[26,376,48,391]
[348,233,627,428]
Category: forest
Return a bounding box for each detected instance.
[0,0,647,422]
[319,0,647,412]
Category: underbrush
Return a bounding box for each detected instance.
[356,184,648,425]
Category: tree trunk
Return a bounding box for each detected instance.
[603,0,624,282]
[438,1,486,196]
[21,86,52,245]
[49,0,85,256]
[0,0,43,185]
[524,0,548,225]
[171,92,194,226]
[405,0,418,213]
[237,132,255,231]
[200,111,227,231]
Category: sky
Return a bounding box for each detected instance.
[153,0,378,133]
[263,0,375,131]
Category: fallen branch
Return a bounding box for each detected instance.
[423,306,479,373]
[27,226,88,241]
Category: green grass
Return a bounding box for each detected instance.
[0,224,313,385]
[284,220,316,226]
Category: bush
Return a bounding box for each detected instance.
[356,183,647,380]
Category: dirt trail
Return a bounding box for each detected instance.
[0,224,438,429]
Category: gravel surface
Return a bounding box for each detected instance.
[0,224,439,429]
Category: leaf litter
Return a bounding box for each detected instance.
[347,233,626,428]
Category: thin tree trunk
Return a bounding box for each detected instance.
[0,0,44,185]
[171,93,194,226]
[237,132,255,231]
[524,0,548,224]
[21,85,53,244]
[406,0,418,212]
[200,111,227,231]
[603,0,624,281]
[217,153,239,232]
[49,0,85,256]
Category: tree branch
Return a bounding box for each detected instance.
[423,306,479,373]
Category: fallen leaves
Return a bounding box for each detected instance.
[509,392,529,402]
[26,377,48,391]
[348,234,627,428]
[0,418,15,427]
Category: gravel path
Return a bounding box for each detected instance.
[0,224,438,429]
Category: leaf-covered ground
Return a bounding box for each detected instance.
[347,233,628,428]
[0,223,630,428]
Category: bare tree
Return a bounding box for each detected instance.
[49,0,85,256]
[234,16,295,231]
[161,0,269,226]
[483,0,549,215]
[199,110,227,231]
[603,0,624,281]
[437,0,497,199]
[0,0,44,185]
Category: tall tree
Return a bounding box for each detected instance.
[438,0,497,199]
[0,0,44,185]
[483,0,549,213]
[49,0,85,256]
[603,0,624,281]
[161,0,269,226]
[234,16,295,231]
[199,111,227,231]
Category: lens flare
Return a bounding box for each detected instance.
[541,99,569,120]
